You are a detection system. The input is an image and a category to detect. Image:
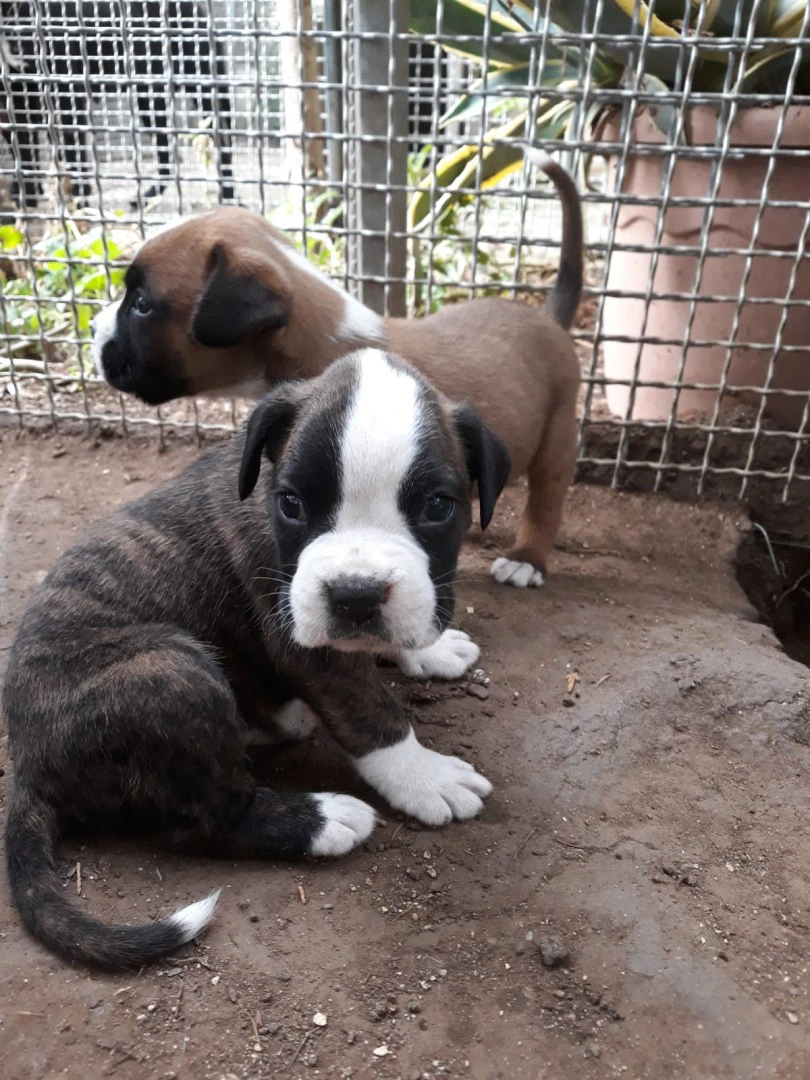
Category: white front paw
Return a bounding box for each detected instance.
[355,729,492,826]
[397,628,480,680]
[309,793,378,856]
[490,557,545,588]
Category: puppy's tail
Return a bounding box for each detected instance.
[524,147,584,331]
[5,787,220,970]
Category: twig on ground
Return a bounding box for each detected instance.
[514,827,537,858]
[168,955,214,970]
[554,837,612,854]
[288,1030,311,1069]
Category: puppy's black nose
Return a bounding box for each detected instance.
[328,579,389,626]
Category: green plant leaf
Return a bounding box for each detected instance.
[409,140,486,230]
[74,269,110,297]
[739,41,810,92]
[425,0,526,33]
[771,0,810,37]
[439,41,620,129]
[45,246,67,275]
[5,278,34,298]
[547,0,688,83]
[409,0,532,67]
[0,224,24,250]
[450,0,527,30]
[75,303,94,335]
[487,0,535,31]
[637,71,684,141]
[408,103,576,232]
[87,235,121,260]
[440,64,532,127]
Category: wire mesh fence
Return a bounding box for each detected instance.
[1,0,809,503]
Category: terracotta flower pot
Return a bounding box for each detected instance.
[601,105,810,427]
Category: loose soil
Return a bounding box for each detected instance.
[1,430,810,1080]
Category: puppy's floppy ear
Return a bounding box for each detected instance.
[453,402,511,531]
[239,383,304,501]
[190,243,289,348]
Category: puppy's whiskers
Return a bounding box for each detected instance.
[261,590,297,648]
[430,569,458,585]
[254,570,294,588]
[256,564,294,579]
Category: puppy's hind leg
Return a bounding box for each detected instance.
[135,642,376,861]
[180,786,378,860]
[6,626,373,970]
[49,625,374,863]
[491,393,578,589]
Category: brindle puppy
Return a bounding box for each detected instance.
[3,348,509,970]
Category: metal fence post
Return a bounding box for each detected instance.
[323,0,344,186]
[350,0,408,317]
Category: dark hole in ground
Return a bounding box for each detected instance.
[577,420,810,669]
[734,505,810,669]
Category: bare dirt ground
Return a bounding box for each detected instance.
[1,429,810,1080]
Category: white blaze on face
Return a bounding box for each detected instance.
[91,299,121,378]
[339,349,420,533]
[289,349,438,652]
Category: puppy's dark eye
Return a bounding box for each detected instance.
[423,494,455,524]
[132,289,152,316]
[278,492,305,522]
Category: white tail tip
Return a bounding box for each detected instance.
[167,888,222,943]
[522,146,556,170]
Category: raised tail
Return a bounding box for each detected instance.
[5,786,220,970]
[524,147,584,331]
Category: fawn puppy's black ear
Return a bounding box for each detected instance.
[190,243,289,348]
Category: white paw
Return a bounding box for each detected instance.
[274,699,319,740]
[309,793,378,856]
[490,557,545,588]
[397,628,480,680]
[355,729,492,827]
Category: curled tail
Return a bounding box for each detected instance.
[5,787,220,970]
[524,147,584,331]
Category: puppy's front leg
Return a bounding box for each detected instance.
[304,655,492,826]
[397,628,481,680]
